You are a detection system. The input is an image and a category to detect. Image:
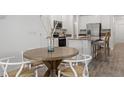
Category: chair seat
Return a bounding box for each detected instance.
[8,68,35,77]
[97,40,104,44]
[60,64,84,77]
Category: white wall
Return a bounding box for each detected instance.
[79,15,111,29]
[100,15,111,29]
[114,16,124,44]
[0,15,48,57]
[79,15,101,29]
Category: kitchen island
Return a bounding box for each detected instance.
[66,36,99,56]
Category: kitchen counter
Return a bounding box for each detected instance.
[66,28,111,37]
[67,36,100,41]
[67,37,92,56]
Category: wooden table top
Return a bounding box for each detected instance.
[23,47,79,62]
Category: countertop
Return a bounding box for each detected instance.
[67,36,100,41]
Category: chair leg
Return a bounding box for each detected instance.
[104,43,107,60]
[92,44,96,58]
[107,43,110,56]
[86,65,89,77]
[58,70,61,77]
[35,69,38,77]
[83,64,89,77]
[95,44,97,58]
[93,44,97,59]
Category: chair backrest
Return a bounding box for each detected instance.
[0,57,31,77]
[86,23,101,39]
[63,55,92,77]
[105,32,110,43]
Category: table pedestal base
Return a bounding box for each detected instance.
[43,60,62,77]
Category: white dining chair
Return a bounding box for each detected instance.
[22,50,45,77]
[0,56,35,77]
[58,55,92,77]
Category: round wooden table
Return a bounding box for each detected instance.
[23,47,79,77]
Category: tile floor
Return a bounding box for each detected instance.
[89,43,124,77]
